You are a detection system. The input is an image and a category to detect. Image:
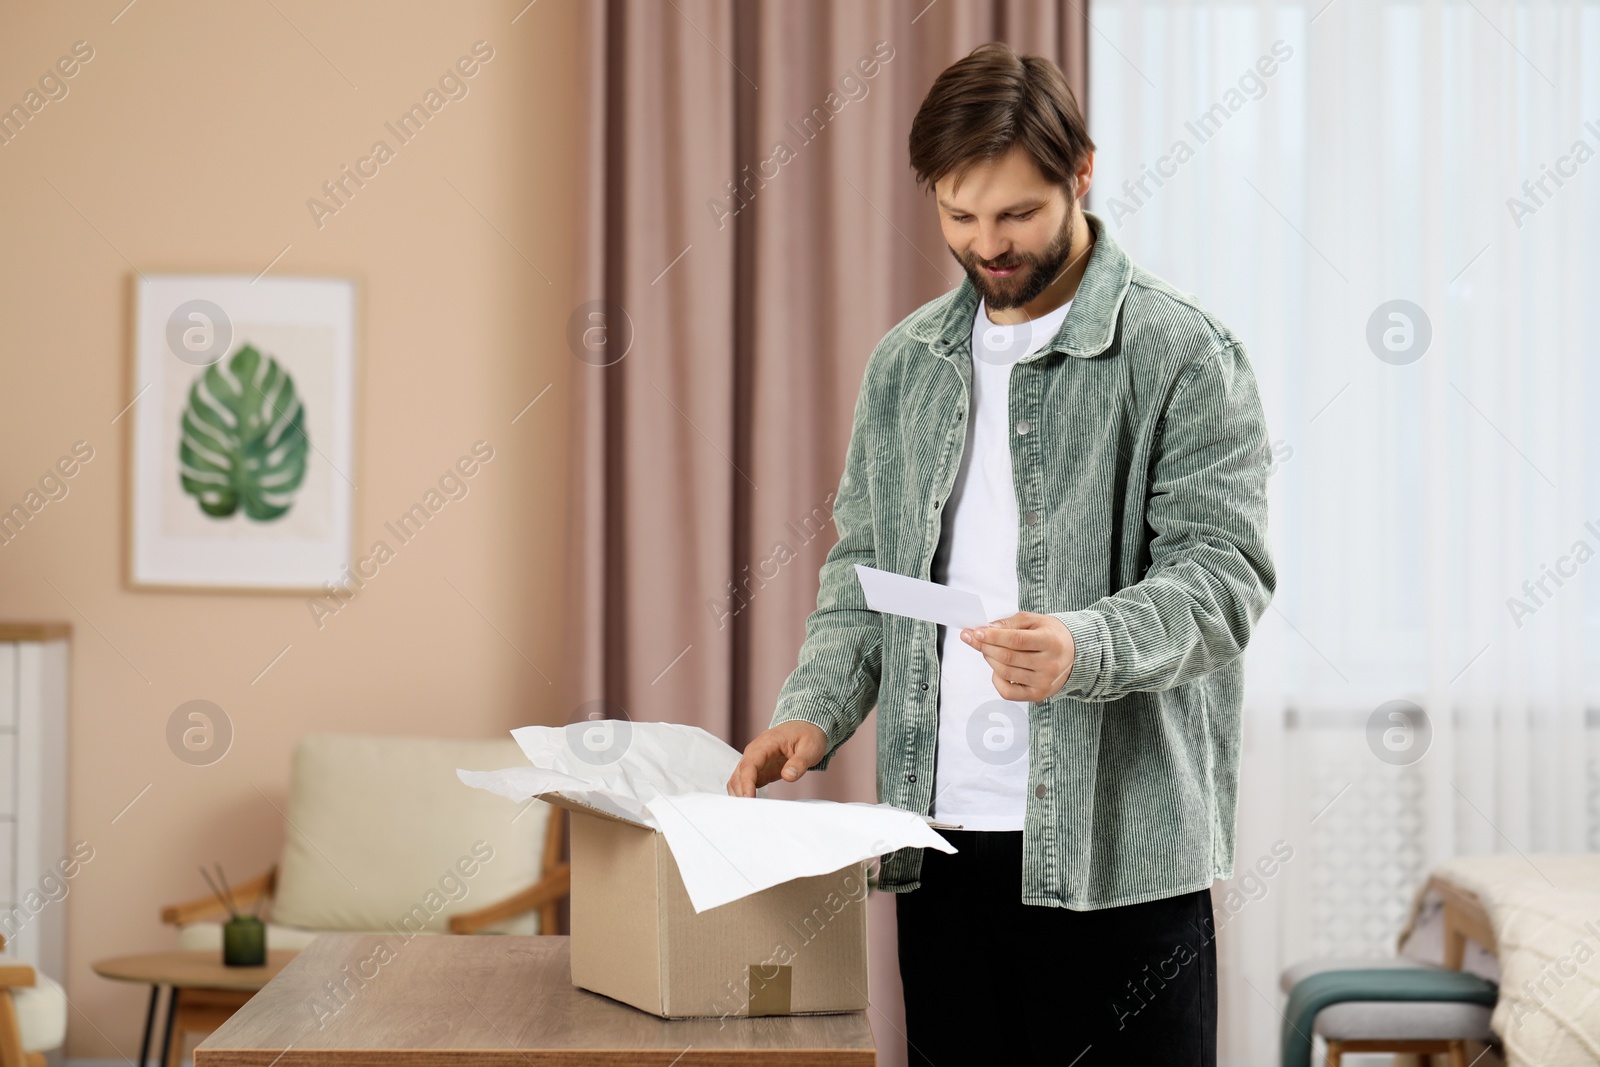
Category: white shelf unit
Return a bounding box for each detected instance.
[0,623,70,988]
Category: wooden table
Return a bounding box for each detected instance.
[194,934,876,1065]
[93,950,300,1067]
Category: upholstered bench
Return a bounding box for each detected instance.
[1278,957,1497,1067]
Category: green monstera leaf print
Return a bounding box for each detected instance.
[178,344,310,521]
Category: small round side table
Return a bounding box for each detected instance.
[92,950,299,1067]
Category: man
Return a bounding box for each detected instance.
[727,42,1274,1065]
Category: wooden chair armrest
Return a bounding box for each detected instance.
[161,866,277,926]
[448,864,571,934]
[0,980,31,1067]
[1429,874,1495,969]
[0,965,35,990]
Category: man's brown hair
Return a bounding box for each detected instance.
[908,41,1094,195]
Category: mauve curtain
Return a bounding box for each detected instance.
[564,2,1087,1060]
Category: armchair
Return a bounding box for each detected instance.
[0,935,66,1067]
[163,734,569,948]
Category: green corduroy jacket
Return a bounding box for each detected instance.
[770,209,1277,910]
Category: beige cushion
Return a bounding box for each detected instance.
[174,922,329,952]
[267,735,551,936]
[12,971,67,1052]
[1314,1000,1494,1041]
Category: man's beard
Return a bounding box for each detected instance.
[951,207,1076,311]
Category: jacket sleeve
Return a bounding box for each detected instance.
[768,352,885,770]
[1049,339,1276,701]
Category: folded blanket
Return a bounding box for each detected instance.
[1398,855,1600,1067]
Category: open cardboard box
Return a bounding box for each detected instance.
[546,792,871,1019]
[457,722,956,1019]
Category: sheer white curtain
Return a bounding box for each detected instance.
[1089,0,1600,1060]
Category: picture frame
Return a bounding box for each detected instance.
[129,274,358,592]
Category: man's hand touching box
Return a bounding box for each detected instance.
[727,720,828,798]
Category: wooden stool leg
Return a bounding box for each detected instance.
[1448,1041,1470,1067]
[1325,1040,1342,1067]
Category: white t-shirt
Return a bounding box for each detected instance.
[929,295,1073,830]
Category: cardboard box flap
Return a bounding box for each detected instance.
[535,790,653,831]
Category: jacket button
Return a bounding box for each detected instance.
[1016,419,1032,436]
[919,682,929,691]
[1024,510,1039,526]
[1034,783,1047,798]
[908,774,917,783]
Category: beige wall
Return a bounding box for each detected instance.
[0,1,581,1056]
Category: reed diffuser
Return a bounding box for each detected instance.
[202,864,266,966]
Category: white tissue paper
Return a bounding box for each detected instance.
[458,721,956,913]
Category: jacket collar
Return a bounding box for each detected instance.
[908,209,1133,361]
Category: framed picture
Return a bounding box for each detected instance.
[130,274,358,592]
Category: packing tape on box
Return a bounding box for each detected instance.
[746,964,792,1016]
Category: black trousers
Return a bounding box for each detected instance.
[895,830,1217,1067]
